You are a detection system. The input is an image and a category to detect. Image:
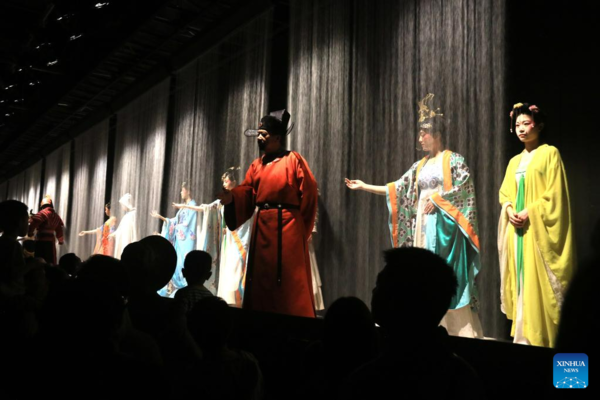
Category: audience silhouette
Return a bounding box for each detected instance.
[345,247,484,399]
[5,195,586,399]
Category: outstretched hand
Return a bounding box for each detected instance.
[345,178,364,190]
[150,210,163,220]
[172,202,184,210]
[78,231,86,237]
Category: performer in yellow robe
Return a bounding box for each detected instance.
[498,103,575,348]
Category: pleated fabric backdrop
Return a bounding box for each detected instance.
[111,80,169,239]
[24,162,43,213]
[165,11,271,209]
[43,143,71,258]
[6,173,24,206]
[70,120,110,260]
[287,0,508,339]
[7,162,42,213]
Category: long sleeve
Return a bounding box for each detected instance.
[426,152,482,309]
[55,222,64,244]
[526,146,574,289]
[385,160,420,248]
[430,152,480,250]
[225,163,257,231]
[499,157,518,206]
[177,206,197,230]
[161,214,176,243]
[293,152,318,238]
[27,212,46,237]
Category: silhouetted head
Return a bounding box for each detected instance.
[324,296,375,345]
[182,250,212,285]
[0,199,28,237]
[187,297,232,349]
[371,247,457,336]
[59,253,82,277]
[40,279,126,346]
[324,296,377,367]
[77,255,130,296]
[121,236,176,293]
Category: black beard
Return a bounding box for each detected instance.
[257,140,266,151]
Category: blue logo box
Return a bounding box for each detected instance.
[554,353,588,389]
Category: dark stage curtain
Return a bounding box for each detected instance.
[164,11,271,209]
[6,173,24,206]
[6,162,42,213]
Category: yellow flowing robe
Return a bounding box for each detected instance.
[498,144,575,347]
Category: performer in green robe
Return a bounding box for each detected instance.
[346,94,483,338]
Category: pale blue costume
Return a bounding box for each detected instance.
[158,200,198,297]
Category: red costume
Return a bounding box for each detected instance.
[225,151,318,317]
[28,205,64,265]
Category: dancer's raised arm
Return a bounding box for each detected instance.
[345,178,387,195]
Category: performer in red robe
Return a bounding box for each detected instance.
[222,110,318,317]
[27,195,64,265]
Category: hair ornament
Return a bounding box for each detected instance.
[417,93,444,123]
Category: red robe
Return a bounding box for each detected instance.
[225,151,318,317]
[28,206,65,265]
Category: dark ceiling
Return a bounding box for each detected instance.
[0,0,274,183]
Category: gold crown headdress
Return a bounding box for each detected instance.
[417,93,444,123]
